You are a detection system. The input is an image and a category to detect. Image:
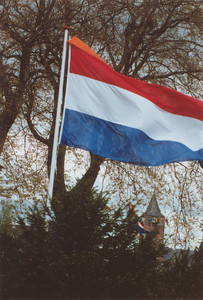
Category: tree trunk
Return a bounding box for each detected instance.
[0,45,31,155]
[52,150,105,219]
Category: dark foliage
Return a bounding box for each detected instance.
[0,189,202,299]
[160,244,203,299]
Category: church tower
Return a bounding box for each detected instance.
[142,193,165,242]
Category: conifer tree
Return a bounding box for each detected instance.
[0,189,167,299]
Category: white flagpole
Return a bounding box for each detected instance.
[48,26,70,199]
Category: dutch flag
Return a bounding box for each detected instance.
[60,36,203,167]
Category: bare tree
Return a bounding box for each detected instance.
[0,1,202,229]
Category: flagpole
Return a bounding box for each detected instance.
[48,26,70,199]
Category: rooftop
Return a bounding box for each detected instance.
[143,193,165,218]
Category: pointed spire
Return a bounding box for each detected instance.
[143,193,164,217]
